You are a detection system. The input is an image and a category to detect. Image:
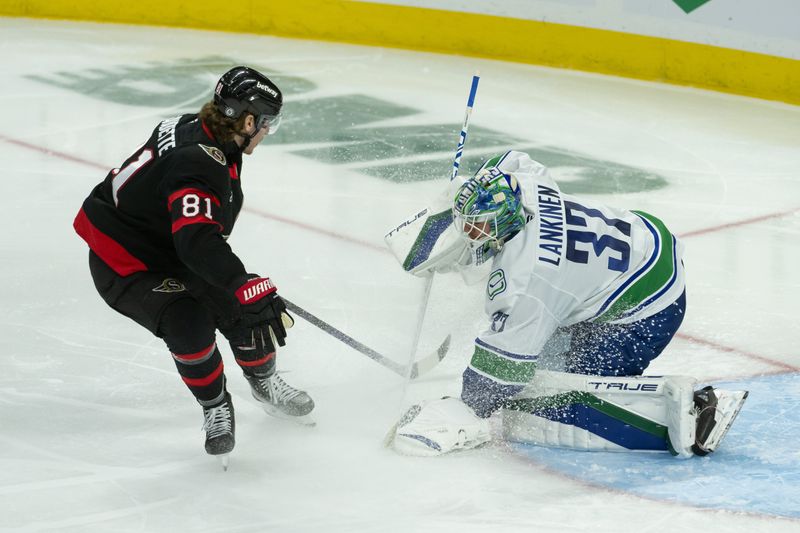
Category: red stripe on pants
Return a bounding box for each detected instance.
[172,342,216,363]
[235,352,275,367]
[182,361,224,387]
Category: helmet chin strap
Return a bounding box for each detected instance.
[238,128,254,151]
[240,135,252,151]
[237,117,258,151]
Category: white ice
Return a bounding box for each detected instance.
[1,18,799,532]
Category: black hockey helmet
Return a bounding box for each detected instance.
[214,66,283,135]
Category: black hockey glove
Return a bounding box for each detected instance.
[224,275,294,360]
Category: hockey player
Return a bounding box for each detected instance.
[387,151,747,458]
[74,66,314,465]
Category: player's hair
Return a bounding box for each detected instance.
[198,101,250,144]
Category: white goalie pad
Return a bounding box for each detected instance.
[502,371,700,457]
[384,177,471,277]
[388,397,491,456]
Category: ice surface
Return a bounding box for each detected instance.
[1,17,799,532]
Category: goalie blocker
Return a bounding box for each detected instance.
[389,372,747,458]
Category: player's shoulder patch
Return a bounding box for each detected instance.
[198,144,227,166]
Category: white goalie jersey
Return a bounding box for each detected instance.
[385,153,751,459]
[475,151,686,359]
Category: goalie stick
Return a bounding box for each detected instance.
[452,74,480,181]
[383,75,482,448]
[398,73,480,378]
[283,298,451,379]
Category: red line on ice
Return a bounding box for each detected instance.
[675,332,800,373]
[678,208,800,238]
[4,133,798,376]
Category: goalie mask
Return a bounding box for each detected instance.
[453,166,526,265]
[214,66,283,135]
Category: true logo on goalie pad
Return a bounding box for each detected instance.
[587,381,660,392]
[385,208,428,239]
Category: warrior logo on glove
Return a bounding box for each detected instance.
[236,277,276,303]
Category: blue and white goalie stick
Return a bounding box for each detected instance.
[297,76,480,379]
[384,74,480,275]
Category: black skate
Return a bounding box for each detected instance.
[244,372,315,426]
[692,385,748,456]
[202,392,235,470]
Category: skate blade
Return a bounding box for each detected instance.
[259,403,316,427]
[704,389,749,452]
[218,454,230,471]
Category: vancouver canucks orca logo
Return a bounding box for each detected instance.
[487,269,507,300]
[199,144,227,166]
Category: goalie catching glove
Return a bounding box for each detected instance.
[222,275,294,367]
[388,397,491,456]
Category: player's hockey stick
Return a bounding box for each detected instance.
[283,298,451,379]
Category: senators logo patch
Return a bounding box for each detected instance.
[199,144,226,166]
[152,278,187,293]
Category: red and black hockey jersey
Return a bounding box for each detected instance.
[74,114,248,290]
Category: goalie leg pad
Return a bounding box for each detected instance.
[663,376,698,458]
[507,372,699,455]
[390,397,491,456]
[506,372,748,458]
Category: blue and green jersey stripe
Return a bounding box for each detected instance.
[469,341,539,384]
[594,211,678,322]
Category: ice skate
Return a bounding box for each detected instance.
[692,386,749,456]
[244,372,315,426]
[202,392,235,470]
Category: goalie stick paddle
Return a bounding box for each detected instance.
[283,298,451,379]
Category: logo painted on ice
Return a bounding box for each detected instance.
[487,269,507,300]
